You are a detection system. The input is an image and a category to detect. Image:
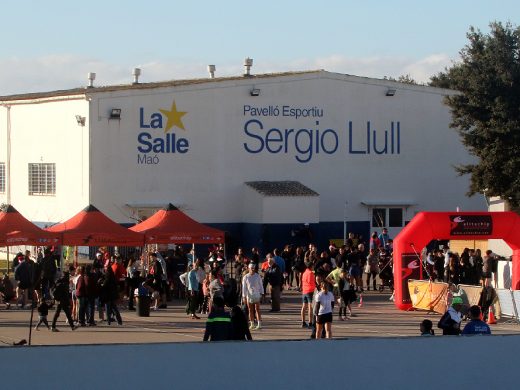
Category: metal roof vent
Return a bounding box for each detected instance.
[133,68,141,84]
[244,57,253,76]
[207,65,216,79]
[87,72,96,88]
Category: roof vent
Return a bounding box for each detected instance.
[244,57,253,76]
[207,65,216,79]
[133,68,141,84]
[87,72,96,88]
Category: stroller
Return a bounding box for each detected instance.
[378,253,394,292]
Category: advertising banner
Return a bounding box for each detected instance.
[408,280,449,314]
[457,284,483,307]
[400,254,422,305]
[449,215,493,236]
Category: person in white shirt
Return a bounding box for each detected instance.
[241,263,264,330]
[314,281,335,339]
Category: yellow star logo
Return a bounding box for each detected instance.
[159,100,187,133]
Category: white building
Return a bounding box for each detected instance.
[0,70,487,252]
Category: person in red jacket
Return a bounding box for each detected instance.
[300,262,316,328]
[75,266,87,326]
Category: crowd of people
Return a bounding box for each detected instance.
[0,228,500,340]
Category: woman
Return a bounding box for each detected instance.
[101,267,122,325]
[241,263,264,330]
[365,248,379,291]
[314,281,334,339]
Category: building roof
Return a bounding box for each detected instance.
[0,69,453,103]
[245,181,319,197]
[0,70,322,102]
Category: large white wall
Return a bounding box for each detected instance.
[0,98,90,223]
[2,336,519,389]
[88,72,486,225]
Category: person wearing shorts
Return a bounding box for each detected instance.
[300,262,316,328]
[314,281,334,339]
[242,263,264,330]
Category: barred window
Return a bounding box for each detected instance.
[0,162,5,193]
[28,163,56,196]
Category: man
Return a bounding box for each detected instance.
[272,248,286,274]
[40,249,57,300]
[51,272,77,332]
[437,296,463,335]
[203,296,232,341]
[378,228,391,249]
[462,305,491,335]
[75,266,87,326]
[14,253,31,309]
[264,253,283,312]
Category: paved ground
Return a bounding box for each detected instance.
[1,289,520,346]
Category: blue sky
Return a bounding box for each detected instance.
[0,0,518,94]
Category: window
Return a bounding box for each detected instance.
[389,208,403,227]
[28,163,56,196]
[372,207,404,228]
[372,208,386,228]
[0,162,5,193]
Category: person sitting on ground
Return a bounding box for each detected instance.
[420,319,435,336]
[203,296,233,342]
[1,274,15,309]
[462,305,491,335]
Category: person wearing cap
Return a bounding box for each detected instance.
[242,263,264,330]
[437,296,464,335]
[462,305,491,335]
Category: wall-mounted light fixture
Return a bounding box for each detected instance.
[110,108,122,119]
[75,115,86,126]
[250,88,261,97]
[385,88,396,97]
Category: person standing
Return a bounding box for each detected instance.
[437,296,463,335]
[101,267,122,326]
[314,281,334,339]
[462,305,491,335]
[482,250,494,287]
[242,263,264,330]
[264,254,283,312]
[300,262,316,328]
[203,296,233,341]
[365,248,379,291]
[187,261,201,319]
[75,266,87,327]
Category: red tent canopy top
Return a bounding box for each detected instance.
[130,203,225,244]
[0,205,60,246]
[46,205,144,246]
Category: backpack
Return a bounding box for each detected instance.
[51,279,68,302]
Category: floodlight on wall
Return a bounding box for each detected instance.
[385,88,396,97]
[75,115,86,126]
[250,88,261,96]
[110,108,122,119]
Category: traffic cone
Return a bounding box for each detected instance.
[487,306,497,325]
[358,294,363,308]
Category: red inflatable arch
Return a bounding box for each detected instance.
[393,211,520,310]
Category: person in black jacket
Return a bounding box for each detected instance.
[102,267,122,325]
[203,297,233,341]
[230,305,252,340]
[51,272,77,332]
[264,254,283,312]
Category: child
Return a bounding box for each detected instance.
[338,269,355,320]
[420,319,435,336]
[35,298,53,330]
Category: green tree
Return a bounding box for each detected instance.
[430,22,520,206]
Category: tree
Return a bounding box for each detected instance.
[430,22,520,206]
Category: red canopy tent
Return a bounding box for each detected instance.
[130,203,225,244]
[0,204,60,247]
[46,205,144,246]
